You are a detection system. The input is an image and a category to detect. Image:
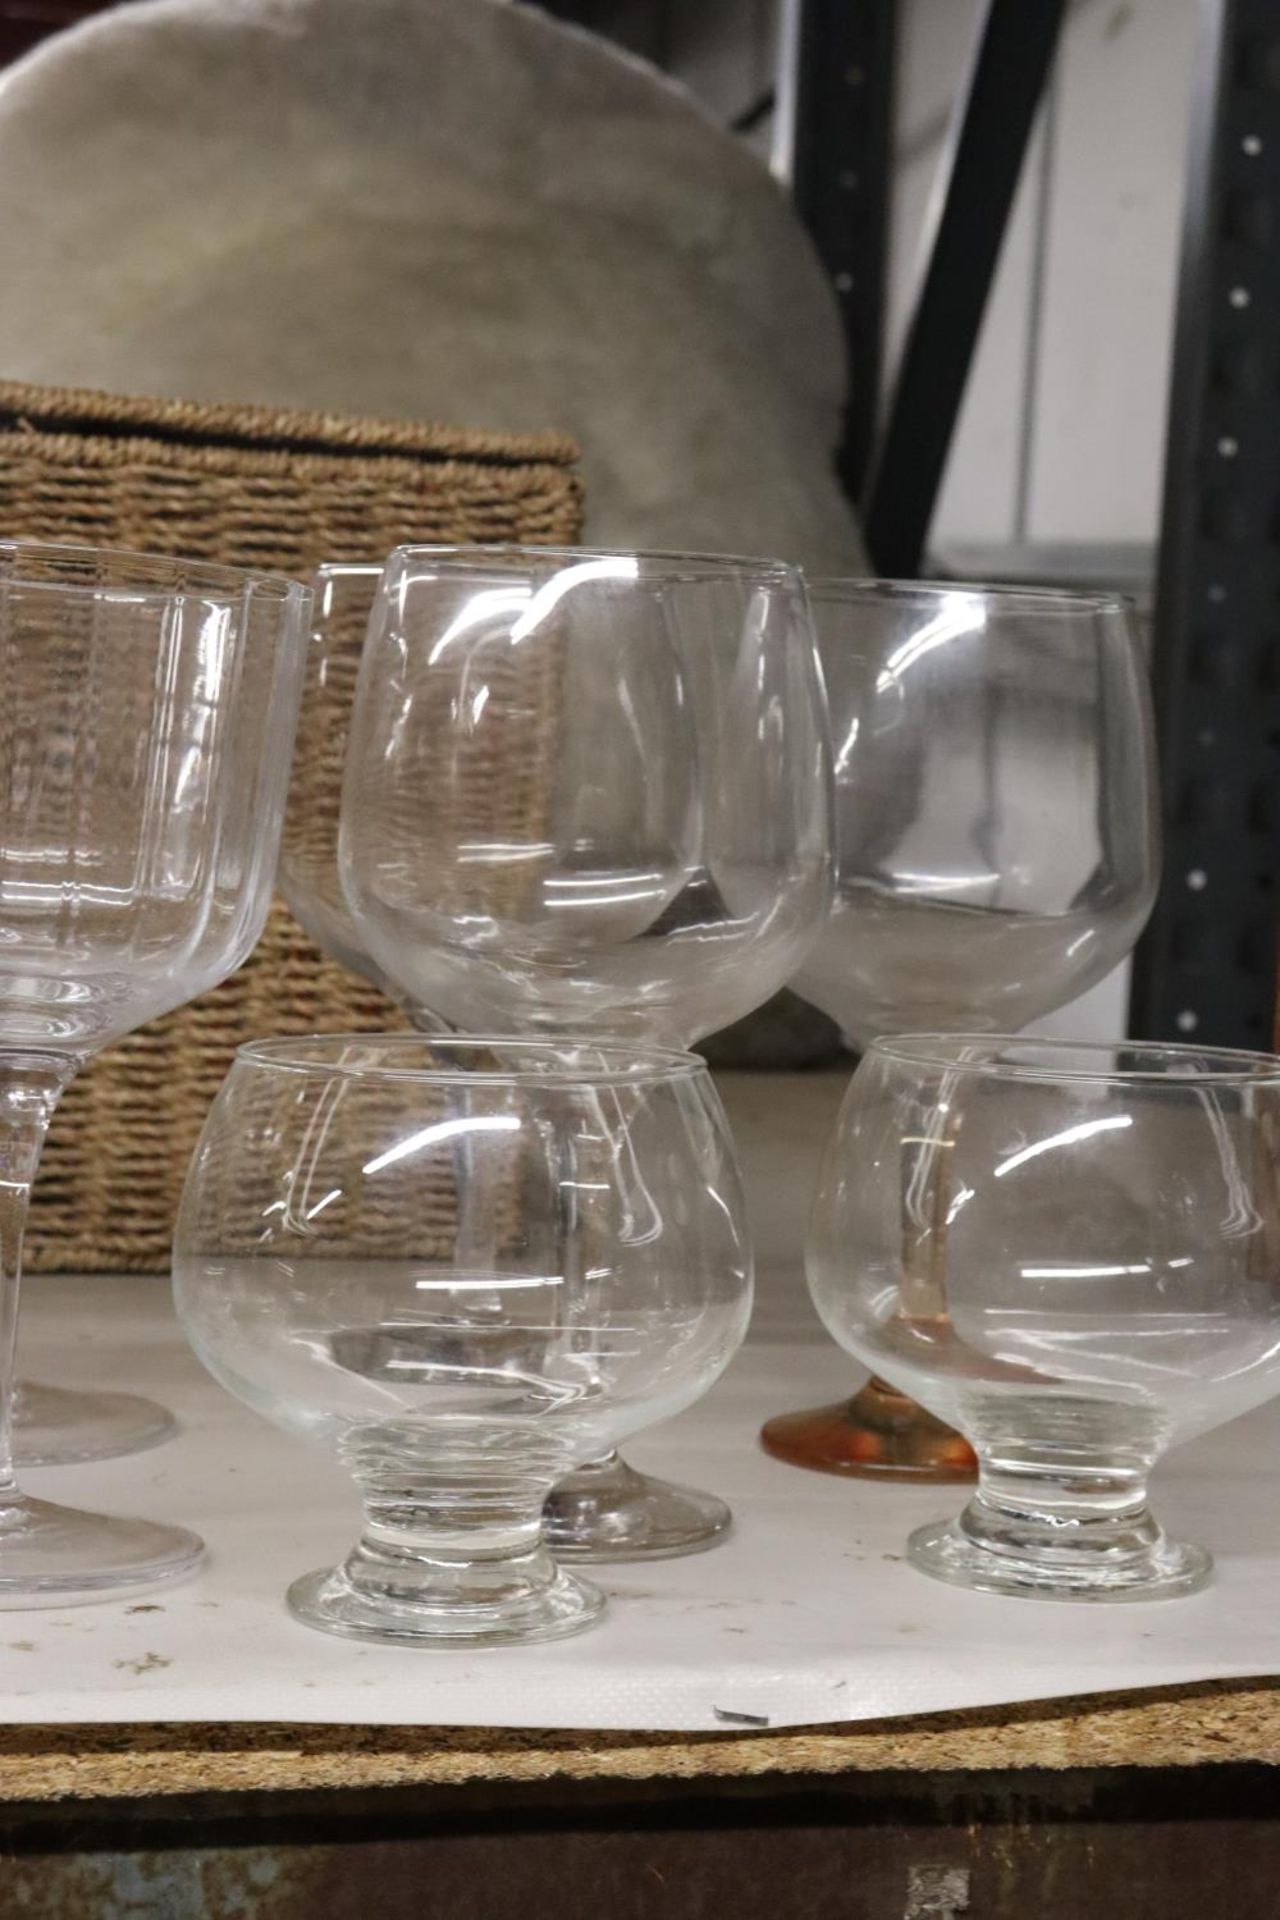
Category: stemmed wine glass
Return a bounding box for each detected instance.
[304,546,830,1559]
[0,542,309,1600]
[762,581,1159,1482]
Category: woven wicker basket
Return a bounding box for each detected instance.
[0,379,582,1271]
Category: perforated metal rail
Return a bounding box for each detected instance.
[1133,0,1280,1048]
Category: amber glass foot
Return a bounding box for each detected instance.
[760,1377,977,1482]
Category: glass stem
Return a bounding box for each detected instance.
[555,1449,626,1482]
[405,1003,502,1285]
[898,1073,962,1320]
[340,1425,565,1609]
[0,1053,77,1500]
[345,1491,560,1614]
[962,1454,1161,1571]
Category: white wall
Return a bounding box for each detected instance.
[663,0,778,128]
[892,0,1198,552]
[1026,0,1197,543]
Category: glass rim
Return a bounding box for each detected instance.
[0,540,308,604]
[234,1032,710,1088]
[383,542,802,586]
[865,1033,1280,1086]
[805,576,1135,618]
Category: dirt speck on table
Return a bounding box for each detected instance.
[111,1652,172,1676]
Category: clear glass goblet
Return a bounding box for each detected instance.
[762,582,1159,1483]
[314,545,830,1561]
[0,543,309,1601]
[809,1036,1280,1601]
[174,1035,752,1645]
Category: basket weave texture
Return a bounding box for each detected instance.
[0,379,582,1271]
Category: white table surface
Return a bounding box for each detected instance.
[8,1071,1280,1734]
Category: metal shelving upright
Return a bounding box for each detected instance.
[1130,0,1280,1048]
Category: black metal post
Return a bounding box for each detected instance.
[787,0,896,504]
[1130,0,1280,1048]
[862,0,1066,577]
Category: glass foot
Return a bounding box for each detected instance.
[908,1515,1212,1603]
[760,1379,978,1482]
[544,1451,732,1561]
[288,1556,604,1647]
[0,1492,205,1608]
[13,1379,177,1466]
